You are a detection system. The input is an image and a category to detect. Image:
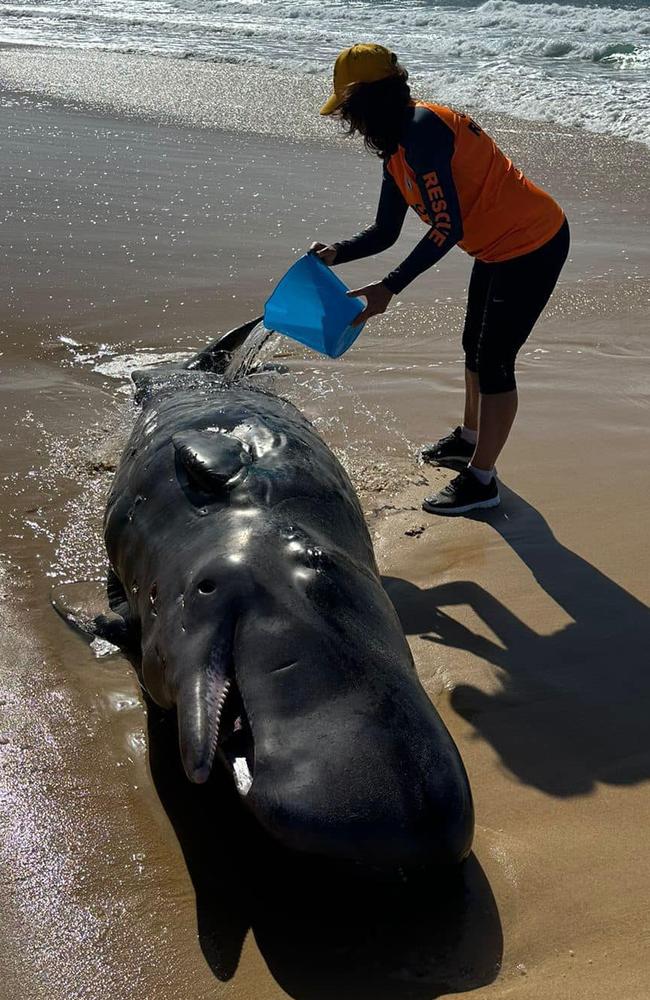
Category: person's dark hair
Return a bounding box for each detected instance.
[335,62,411,159]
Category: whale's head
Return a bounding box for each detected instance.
[135,522,473,868]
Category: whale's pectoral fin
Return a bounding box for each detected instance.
[51,579,135,654]
[173,431,252,493]
[107,566,131,620]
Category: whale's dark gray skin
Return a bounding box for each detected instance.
[58,321,474,867]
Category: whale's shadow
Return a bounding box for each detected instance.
[383,482,650,797]
[146,702,503,998]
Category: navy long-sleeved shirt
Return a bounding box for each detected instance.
[332,104,463,295]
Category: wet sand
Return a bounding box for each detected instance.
[1,63,650,1000]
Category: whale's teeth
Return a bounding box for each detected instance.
[211,678,231,755]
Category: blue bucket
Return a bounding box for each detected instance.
[263,254,366,358]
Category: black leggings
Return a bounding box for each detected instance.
[462,218,570,394]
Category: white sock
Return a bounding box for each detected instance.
[468,463,494,486]
[460,425,478,445]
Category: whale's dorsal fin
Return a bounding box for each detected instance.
[173,431,252,493]
[184,316,263,374]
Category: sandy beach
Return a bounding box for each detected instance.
[1,47,650,1000]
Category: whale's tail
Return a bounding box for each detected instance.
[128,315,267,406]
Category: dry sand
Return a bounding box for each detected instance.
[1,55,650,1000]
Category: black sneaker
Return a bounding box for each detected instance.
[418,426,475,466]
[422,469,500,516]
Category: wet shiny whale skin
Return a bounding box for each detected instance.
[83,323,474,866]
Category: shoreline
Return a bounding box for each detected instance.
[1,80,650,1000]
[2,42,650,156]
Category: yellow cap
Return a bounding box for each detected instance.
[320,43,398,116]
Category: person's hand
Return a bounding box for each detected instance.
[309,242,337,266]
[347,281,394,326]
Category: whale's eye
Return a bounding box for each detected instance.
[198,580,216,595]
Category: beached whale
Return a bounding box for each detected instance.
[56,320,474,867]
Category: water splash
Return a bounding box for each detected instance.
[223,321,279,384]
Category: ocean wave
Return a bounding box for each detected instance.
[3,1,647,56]
[1,0,649,146]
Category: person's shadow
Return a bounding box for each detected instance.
[146,699,503,999]
[383,483,650,797]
